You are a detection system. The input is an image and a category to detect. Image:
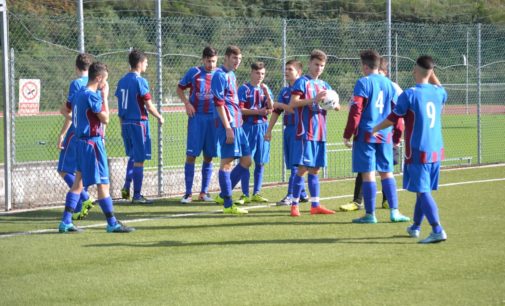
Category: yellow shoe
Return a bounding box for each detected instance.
[215,195,224,205]
[251,194,269,203]
[234,194,251,205]
[223,205,248,215]
[339,201,363,212]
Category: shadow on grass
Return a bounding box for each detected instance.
[84,235,412,248]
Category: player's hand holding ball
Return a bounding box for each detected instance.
[320,89,340,111]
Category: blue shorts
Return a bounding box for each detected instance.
[121,120,151,162]
[243,122,270,164]
[403,162,440,193]
[187,114,219,158]
[217,126,251,159]
[352,141,394,173]
[76,137,109,187]
[291,139,327,168]
[57,131,78,174]
[283,125,296,168]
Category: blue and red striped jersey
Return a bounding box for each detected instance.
[71,88,105,138]
[238,83,273,124]
[178,66,216,114]
[211,65,242,128]
[388,83,447,164]
[115,72,152,121]
[291,75,332,142]
[344,73,398,143]
[274,86,295,126]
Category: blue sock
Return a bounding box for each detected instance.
[292,175,305,206]
[201,162,213,194]
[124,158,134,189]
[218,170,233,208]
[63,173,75,189]
[287,167,297,197]
[61,192,80,224]
[241,167,250,197]
[419,192,442,234]
[362,181,377,215]
[253,165,264,195]
[132,166,144,199]
[98,197,117,226]
[381,177,398,209]
[307,173,320,208]
[412,195,424,231]
[184,162,195,195]
[231,164,247,190]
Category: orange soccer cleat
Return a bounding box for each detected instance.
[290,205,301,217]
[310,205,335,215]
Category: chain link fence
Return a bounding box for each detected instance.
[1,13,504,210]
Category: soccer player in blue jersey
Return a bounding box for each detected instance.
[343,49,409,224]
[211,45,251,214]
[57,53,95,221]
[288,49,339,217]
[265,59,309,206]
[116,50,164,204]
[177,46,219,204]
[373,55,448,243]
[58,62,134,233]
[340,57,403,212]
[236,62,273,204]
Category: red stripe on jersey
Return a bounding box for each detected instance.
[66,101,71,111]
[214,97,225,107]
[307,107,314,140]
[291,90,303,97]
[203,73,212,113]
[86,109,102,137]
[404,109,415,164]
[136,94,148,120]
[178,83,191,90]
[432,151,438,162]
[295,107,304,139]
[193,72,202,112]
[317,112,325,141]
[420,152,428,163]
[254,89,260,124]
[343,96,365,140]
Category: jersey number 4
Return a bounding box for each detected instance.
[375,90,384,114]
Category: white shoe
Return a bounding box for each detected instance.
[181,194,192,204]
[419,230,447,244]
[276,195,292,206]
[198,193,214,202]
[406,225,420,238]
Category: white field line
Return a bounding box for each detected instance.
[1,177,504,239]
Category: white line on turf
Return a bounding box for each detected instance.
[1,177,504,239]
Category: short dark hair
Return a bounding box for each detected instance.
[128,49,147,68]
[75,53,94,71]
[286,59,303,71]
[250,61,265,71]
[225,45,241,57]
[379,57,388,73]
[416,55,435,70]
[360,49,381,69]
[310,49,327,62]
[88,61,108,81]
[202,46,217,58]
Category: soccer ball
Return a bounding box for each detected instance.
[320,90,340,110]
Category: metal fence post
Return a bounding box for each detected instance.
[281,18,287,183]
[466,29,469,115]
[386,0,392,76]
[1,0,12,211]
[77,0,84,53]
[9,47,14,165]
[477,23,482,165]
[155,0,163,196]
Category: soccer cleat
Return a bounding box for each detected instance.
[215,195,224,205]
[106,221,135,233]
[223,205,248,215]
[418,230,447,244]
[300,195,309,203]
[406,225,421,238]
[310,205,335,215]
[58,222,83,233]
[132,195,154,204]
[180,194,192,204]
[276,195,292,206]
[390,209,411,222]
[121,187,130,200]
[234,194,251,205]
[339,201,364,212]
[352,214,378,224]
[290,205,301,217]
[381,198,390,209]
[198,193,214,202]
[72,198,96,220]
[251,194,269,203]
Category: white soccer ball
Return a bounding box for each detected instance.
[320,90,340,110]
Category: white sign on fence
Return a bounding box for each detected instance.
[18,79,41,115]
